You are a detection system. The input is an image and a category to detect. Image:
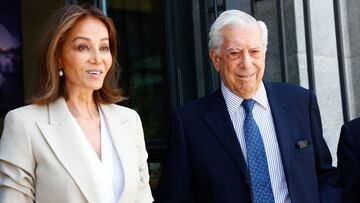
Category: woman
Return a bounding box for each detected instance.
[0,5,153,203]
[337,117,360,203]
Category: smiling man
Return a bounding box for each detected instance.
[156,10,340,203]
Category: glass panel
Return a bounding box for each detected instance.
[107,0,168,190]
[20,0,64,101]
[108,0,168,141]
[65,0,94,5]
[77,0,94,4]
[0,0,25,131]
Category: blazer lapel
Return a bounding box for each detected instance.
[99,104,137,203]
[36,98,102,203]
[204,90,249,180]
[264,82,293,183]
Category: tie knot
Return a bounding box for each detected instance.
[242,99,255,113]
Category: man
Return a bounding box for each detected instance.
[156,10,340,203]
[337,117,360,202]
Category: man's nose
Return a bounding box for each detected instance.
[240,51,252,68]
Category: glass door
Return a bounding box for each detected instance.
[107,0,169,190]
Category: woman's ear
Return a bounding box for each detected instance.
[57,57,62,68]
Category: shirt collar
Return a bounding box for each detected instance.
[221,81,269,114]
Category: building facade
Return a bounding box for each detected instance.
[0,0,359,191]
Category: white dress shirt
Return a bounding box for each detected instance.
[70,108,124,203]
[221,81,291,203]
[100,109,124,202]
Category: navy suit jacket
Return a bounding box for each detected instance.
[337,117,360,202]
[156,82,340,203]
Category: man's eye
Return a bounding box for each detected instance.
[250,50,260,54]
[228,51,240,59]
[229,51,240,56]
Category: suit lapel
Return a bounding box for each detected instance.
[36,98,102,203]
[204,90,249,180]
[99,104,137,203]
[264,82,293,182]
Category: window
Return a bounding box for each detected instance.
[107,0,169,190]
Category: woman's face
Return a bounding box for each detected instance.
[59,16,112,95]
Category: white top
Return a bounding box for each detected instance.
[221,82,291,203]
[70,108,124,203]
[100,109,124,202]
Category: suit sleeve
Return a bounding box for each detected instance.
[155,110,193,203]
[337,123,360,202]
[0,111,35,203]
[134,113,154,203]
[309,92,341,203]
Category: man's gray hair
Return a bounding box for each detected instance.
[208,10,268,53]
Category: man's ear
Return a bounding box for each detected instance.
[209,48,220,72]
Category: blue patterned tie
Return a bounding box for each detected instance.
[242,99,275,203]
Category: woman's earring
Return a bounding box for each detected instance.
[59,69,64,77]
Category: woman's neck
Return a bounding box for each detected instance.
[66,91,98,119]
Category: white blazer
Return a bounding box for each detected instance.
[0,97,154,203]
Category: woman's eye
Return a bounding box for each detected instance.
[77,45,89,51]
[100,46,110,52]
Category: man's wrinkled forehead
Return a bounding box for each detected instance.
[222,22,261,33]
[221,25,263,45]
[226,44,263,51]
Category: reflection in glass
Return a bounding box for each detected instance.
[108,0,168,140]
[108,0,168,190]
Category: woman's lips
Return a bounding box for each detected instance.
[86,70,103,77]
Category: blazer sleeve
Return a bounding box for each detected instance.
[134,113,154,203]
[337,123,360,202]
[0,110,36,203]
[309,92,341,203]
[155,110,193,203]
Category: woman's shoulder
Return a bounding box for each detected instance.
[101,103,140,118]
[5,104,48,124]
[5,104,47,119]
[104,103,136,112]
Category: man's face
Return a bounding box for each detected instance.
[210,24,266,99]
